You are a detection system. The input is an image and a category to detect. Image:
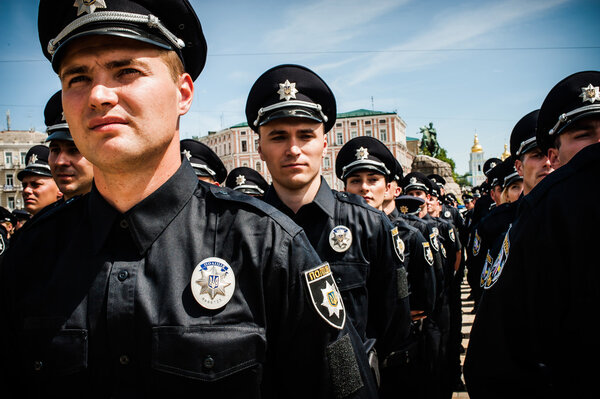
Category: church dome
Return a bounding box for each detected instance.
[471,134,483,153]
[501,143,511,160]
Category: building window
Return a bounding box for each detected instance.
[323,157,331,169]
[255,162,261,172]
[241,140,247,152]
[336,131,343,145]
[8,197,15,210]
[478,165,481,171]
[242,162,248,167]
[336,123,342,127]
[365,120,371,125]
[254,139,259,150]
[380,129,387,142]
[5,152,12,165]
[379,119,386,124]
[241,131,246,135]
[6,174,14,186]
[229,143,231,154]
[365,129,372,137]
[351,130,358,139]
[20,152,27,165]
[350,122,357,127]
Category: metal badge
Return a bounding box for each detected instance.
[399,205,409,214]
[304,263,346,329]
[329,225,352,253]
[490,162,497,169]
[472,230,481,256]
[409,177,417,184]
[182,149,192,161]
[235,174,246,186]
[485,228,511,289]
[391,227,405,262]
[422,242,434,266]
[28,154,38,166]
[355,146,369,160]
[73,0,107,16]
[580,83,600,104]
[444,210,451,218]
[191,257,236,310]
[277,80,298,101]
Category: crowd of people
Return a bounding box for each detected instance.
[0,0,598,398]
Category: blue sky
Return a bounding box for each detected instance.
[0,0,598,174]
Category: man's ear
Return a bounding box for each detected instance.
[515,158,524,177]
[548,147,561,169]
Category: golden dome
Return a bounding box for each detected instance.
[471,134,483,153]
[501,143,511,160]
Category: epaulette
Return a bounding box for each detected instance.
[18,194,86,234]
[333,190,381,215]
[208,184,302,236]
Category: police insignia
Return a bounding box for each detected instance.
[182,149,192,161]
[422,242,434,266]
[485,228,511,289]
[444,210,451,218]
[329,225,352,253]
[440,243,446,258]
[73,0,107,16]
[391,227,405,262]
[480,251,493,288]
[429,228,439,251]
[409,177,417,184]
[304,263,346,329]
[191,257,236,310]
[580,83,600,104]
[449,228,456,243]
[277,80,298,101]
[28,154,38,166]
[472,230,481,256]
[355,147,369,160]
[399,205,409,214]
[0,234,4,255]
[235,174,246,186]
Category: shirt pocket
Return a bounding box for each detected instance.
[20,327,88,377]
[329,261,368,291]
[152,324,266,382]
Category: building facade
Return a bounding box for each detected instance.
[198,109,415,191]
[468,134,485,187]
[0,129,48,210]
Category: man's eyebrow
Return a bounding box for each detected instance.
[60,58,150,80]
[60,65,88,80]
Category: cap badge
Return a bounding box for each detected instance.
[61,111,66,122]
[304,263,346,329]
[277,80,298,101]
[182,149,192,161]
[399,205,409,214]
[580,83,600,104]
[28,154,38,166]
[490,162,497,169]
[409,177,417,184]
[73,0,107,16]
[329,225,352,253]
[191,257,236,310]
[355,147,369,160]
[235,174,246,186]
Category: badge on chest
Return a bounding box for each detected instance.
[329,225,352,253]
[191,257,236,310]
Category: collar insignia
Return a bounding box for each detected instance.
[28,154,38,165]
[182,149,192,161]
[355,146,369,160]
[73,0,107,16]
[235,174,246,186]
[580,83,600,104]
[191,257,236,310]
[277,80,298,101]
[329,225,352,253]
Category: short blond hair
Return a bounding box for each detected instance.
[159,50,185,83]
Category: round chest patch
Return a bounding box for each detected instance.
[329,225,352,253]
[191,257,236,310]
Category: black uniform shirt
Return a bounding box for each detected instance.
[264,177,411,357]
[465,142,600,399]
[0,161,374,398]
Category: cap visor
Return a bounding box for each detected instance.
[343,164,388,180]
[259,108,323,127]
[46,130,73,142]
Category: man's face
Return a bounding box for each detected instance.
[406,189,429,217]
[515,147,553,195]
[345,171,389,209]
[427,195,441,217]
[49,140,94,199]
[465,200,474,210]
[258,118,326,191]
[383,180,401,204]
[505,181,523,203]
[59,36,193,173]
[21,175,62,215]
[197,176,218,185]
[548,117,600,169]
[490,185,503,204]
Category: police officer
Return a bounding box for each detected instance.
[0,206,13,261]
[336,136,436,398]
[180,139,227,185]
[225,166,269,197]
[381,158,404,216]
[464,70,600,398]
[45,90,94,200]
[17,145,64,217]
[248,63,411,391]
[0,2,377,397]
[10,209,30,232]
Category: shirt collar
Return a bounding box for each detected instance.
[264,176,335,219]
[89,159,199,255]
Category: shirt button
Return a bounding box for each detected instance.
[33,360,43,371]
[336,277,342,284]
[203,355,215,369]
[119,355,130,365]
[117,270,129,281]
[119,219,129,229]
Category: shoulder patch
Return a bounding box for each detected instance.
[429,227,439,251]
[304,263,346,329]
[472,230,481,256]
[479,251,493,288]
[422,242,434,266]
[448,228,456,243]
[391,226,405,262]
[0,234,5,255]
[485,227,511,289]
